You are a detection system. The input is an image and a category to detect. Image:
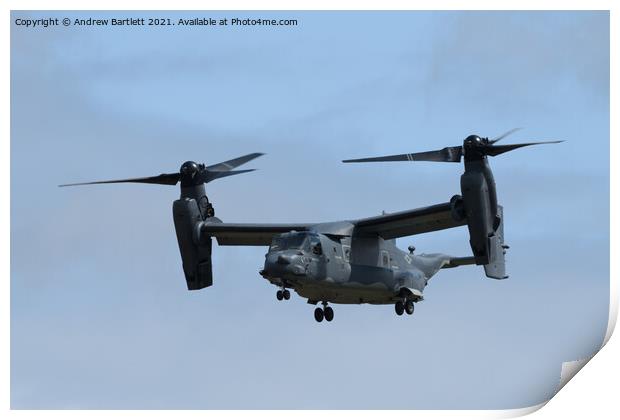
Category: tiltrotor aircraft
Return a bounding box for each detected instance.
[60,130,560,322]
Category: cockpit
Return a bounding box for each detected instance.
[261,231,327,283]
[269,232,322,255]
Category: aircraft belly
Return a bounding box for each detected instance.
[349,264,397,288]
[296,283,396,304]
[292,266,399,305]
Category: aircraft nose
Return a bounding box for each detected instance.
[277,254,292,265]
[263,252,307,278]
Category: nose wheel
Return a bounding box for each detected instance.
[276,288,291,301]
[314,302,334,322]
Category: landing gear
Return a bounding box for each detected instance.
[395,299,415,316]
[314,307,324,322]
[324,306,334,322]
[276,288,291,301]
[405,300,415,315]
[314,302,334,322]
[395,301,405,316]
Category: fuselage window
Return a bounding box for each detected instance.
[312,241,323,255]
[343,246,351,262]
[381,251,389,267]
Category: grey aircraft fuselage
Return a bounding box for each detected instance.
[260,224,452,305]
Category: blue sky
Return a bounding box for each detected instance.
[11,10,609,409]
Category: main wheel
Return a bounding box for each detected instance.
[276,290,283,301]
[314,307,324,322]
[283,289,291,300]
[324,306,334,322]
[405,300,414,315]
[395,301,405,316]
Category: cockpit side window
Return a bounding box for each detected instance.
[311,240,323,255]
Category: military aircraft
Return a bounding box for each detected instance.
[60,131,561,323]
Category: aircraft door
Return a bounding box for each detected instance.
[323,239,349,283]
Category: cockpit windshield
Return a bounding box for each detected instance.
[270,232,318,252]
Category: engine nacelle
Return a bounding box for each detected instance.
[459,159,508,279]
[460,169,493,264]
[173,198,213,290]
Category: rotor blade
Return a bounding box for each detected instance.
[483,141,563,156]
[343,146,463,163]
[58,172,180,187]
[205,153,264,172]
[201,169,257,183]
[489,127,522,144]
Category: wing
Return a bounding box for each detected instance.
[201,202,464,245]
[353,202,466,239]
[200,221,312,246]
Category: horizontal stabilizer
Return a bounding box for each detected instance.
[442,256,476,268]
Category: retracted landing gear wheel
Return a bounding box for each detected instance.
[283,289,291,300]
[405,300,414,315]
[276,290,283,301]
[395,301,405,316]
[314,307,324,322]
[324,306,334,322]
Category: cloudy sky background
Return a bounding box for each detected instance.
[11,11,609,408]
